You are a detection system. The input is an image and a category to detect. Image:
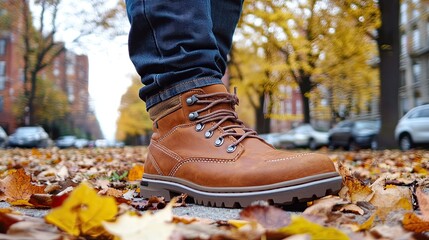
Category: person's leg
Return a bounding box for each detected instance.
[210,0,244,75]
[126,0,224,109]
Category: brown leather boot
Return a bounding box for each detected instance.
[141,84,342,207]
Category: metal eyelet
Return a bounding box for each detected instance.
[227,144,237,153]
[195,123,205,132]
[205,130,214,138]
[186,95,198,106]
[188,112,199,120]
[214,137,224,147]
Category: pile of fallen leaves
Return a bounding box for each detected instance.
[0,147,429,239]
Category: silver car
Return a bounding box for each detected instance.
[395,104,429,150]
[0,126,8,148]
[8,126,50,148]
[279,124,329,150]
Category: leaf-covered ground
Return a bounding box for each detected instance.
[0,147,429,239]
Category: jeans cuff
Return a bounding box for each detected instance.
[145,77,224,110]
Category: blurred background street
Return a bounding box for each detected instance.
[0,0,428,151]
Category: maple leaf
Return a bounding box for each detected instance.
[128,164,144,181]
[45,182,118,237]
[103,199,176,240]
[0,169,45,204]
[278,215,350,240]
[239,205,291,229]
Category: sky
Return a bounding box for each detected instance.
[87,35,136,141]
[31,0,137,141]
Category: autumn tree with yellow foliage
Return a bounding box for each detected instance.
[116,76,152,145]
[231,0,380,131]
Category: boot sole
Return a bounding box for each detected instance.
[140,173,343,208]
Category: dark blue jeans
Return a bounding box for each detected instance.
[126,0,244,109]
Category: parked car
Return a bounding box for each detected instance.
[259,133,284,148]
[74,138,89,149]
[278,124,329,150]
[0,126,8,148]
[56,135,77,148]
[395,104,429,151]
[8,126,50,148]
[328,119,380,150]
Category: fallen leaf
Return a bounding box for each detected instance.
[341,175,374,204]
[278,215,349,240]
[402,213,429,233]
[0,212,21,233]
[358,212,376,231]
[28,194,53,208]
[239,205,291,229]
[103,199,176,240]
[416,187,429,220]
[339,204,364,215]
[0,169,45,203]
[0,218,62,240]
[45,182,118,237]
[304,196,348,218]
[128,164,144,181]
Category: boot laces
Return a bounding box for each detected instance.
[186,91,262,152]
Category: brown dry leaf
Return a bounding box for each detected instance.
[0,218,62,240]
[416,187,429,220]
[0,212,21,233]
[341,175,374,204]
[28,194,53,208]
[402,212,429,233]
[0,169,46,203]
[369,178,413,221]
[371,225,414,239]
[304,195,348,218]
[99,187,124,198]
[128,164,144,181]
[339,204,365,215]
[239,205,291,229]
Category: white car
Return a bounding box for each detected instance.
[279,124,329,150]
[395,104,429,150]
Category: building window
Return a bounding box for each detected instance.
[0,61,5,90]
[412,60,421,83]
[411,0,420,19]
[0,40,5,55]
[412,26,420,50]
[400,2,407,25]
[401,33,407,55]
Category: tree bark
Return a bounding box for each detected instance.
[298,76,313,124]
[377,0,400,149]
[255,93,271,134]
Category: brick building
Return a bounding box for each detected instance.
[0,31,103,139]
[0,30,24,134]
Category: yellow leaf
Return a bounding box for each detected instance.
[103,199,176,240]
[128,164,144,182]
[228,219,250,228]
[359,213,376,231]
[45,182,118,237]
[278,215,350,240]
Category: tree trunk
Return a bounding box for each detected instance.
[255,93,271,134]
[377,0,400,149]
[298,76,313,124]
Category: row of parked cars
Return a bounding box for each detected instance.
[260,104,429,151]
[0,126,124,149]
